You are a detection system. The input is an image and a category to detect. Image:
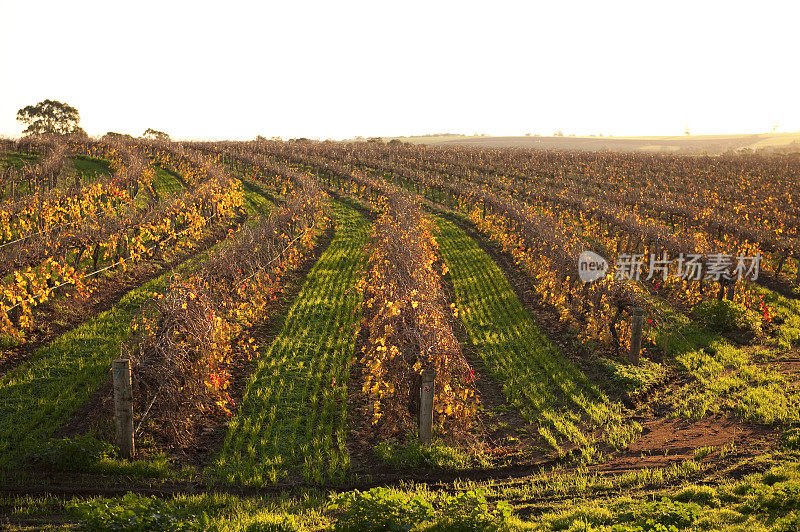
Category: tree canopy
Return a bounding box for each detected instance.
[104,131,134,142]
[143,128,170,142]
[16,99,82,136]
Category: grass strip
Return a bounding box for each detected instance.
[434,216,636,454]
[240,180,273,218]
[6,452,798,530]
[152,166,183,197]
[212,200,369,486]
[70,155,113,181]
[0,251,210,472]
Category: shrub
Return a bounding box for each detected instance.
[359,191,477,440]
[597,357,667,395]
[773,511,800,532]
[329,487,512,532]
[612,498,702,531]
[431,490,512,531]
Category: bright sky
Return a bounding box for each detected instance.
[1,0,798,140]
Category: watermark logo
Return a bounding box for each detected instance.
[578,250,609,282]
[613,253,761,282]
[578,251,761,283]
[578,252,761,283]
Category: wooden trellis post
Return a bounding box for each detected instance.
[629,307,644,366]
[419,369,436,444]
[112,359,135,459]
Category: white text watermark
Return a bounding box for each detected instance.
[578,252,761,283]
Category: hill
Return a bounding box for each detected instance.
[386,132,800,154]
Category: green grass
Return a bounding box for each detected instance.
[153,166,183,196]
[527,459,800,531]
[1,153,112,200]
[0,152,112,182]
[70,155,113,181]
[137,165,272,219]
[5,454,800,530]
[753,284,800,350]
[1,151,38,169]
[0,491,332,531]
[633,289,800,424]
[0,251,210,473]
[0,276,167,471]
[33,434,174,478]
[240,180,274,218]
[183,153,276,217]
[374,438,473,469]
[212,200,370,486]
[434,216,638,455]
[132,166,185,209]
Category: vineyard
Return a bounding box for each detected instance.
[1,136,800,531]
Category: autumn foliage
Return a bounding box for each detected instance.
[127,168,328,448]
[0,143,243,341]
[359,190,477,441]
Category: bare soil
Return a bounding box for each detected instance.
[594,414,776,472]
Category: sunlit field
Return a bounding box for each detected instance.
[1,134,799,530]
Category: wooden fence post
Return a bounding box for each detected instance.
[629,307,644,366]
[112,359,135,459]
[419,369,436,445]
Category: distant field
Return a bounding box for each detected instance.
[386,132,800,154]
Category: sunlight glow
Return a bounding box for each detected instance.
[1,0,798,139]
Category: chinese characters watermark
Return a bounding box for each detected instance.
[579,252,761,282]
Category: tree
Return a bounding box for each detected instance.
[104,131,134,141]
[143,128,170,142]
[16,99,82,136]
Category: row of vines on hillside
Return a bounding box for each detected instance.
[359,189,477,440]
[0,146,243,341]
[248,142,652,351]
[300,140,800,284]
[256,140,785,348]
[126,161,328,449]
